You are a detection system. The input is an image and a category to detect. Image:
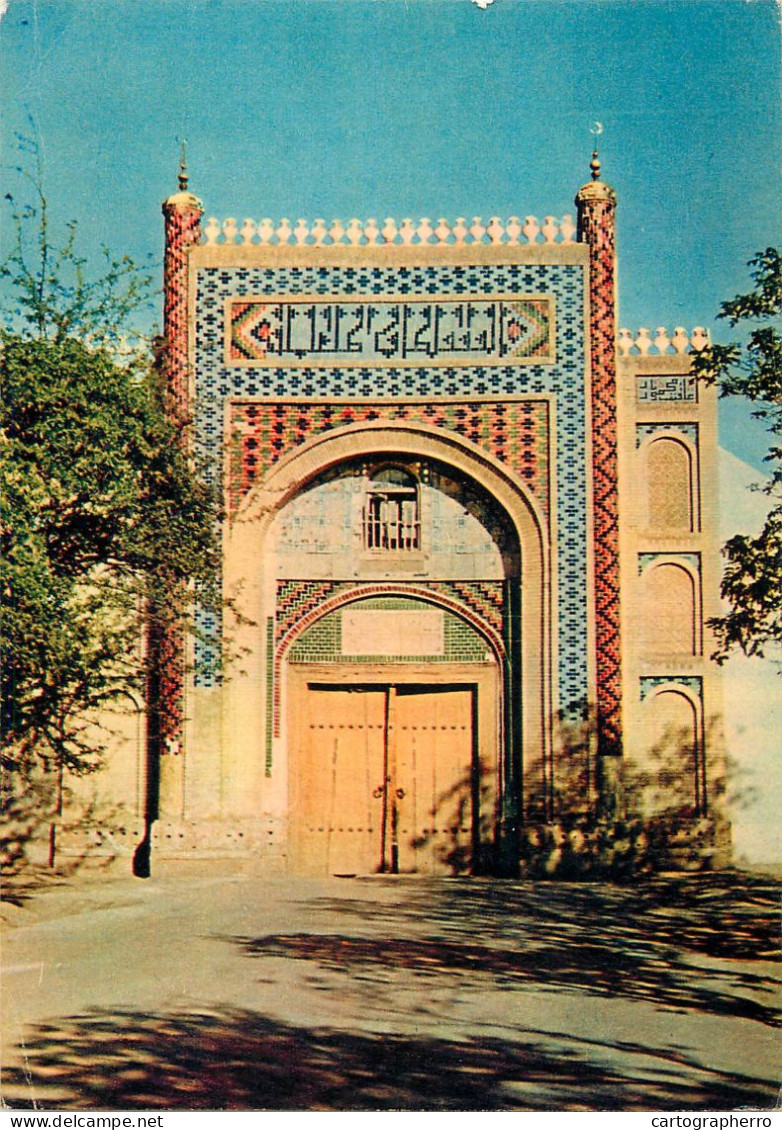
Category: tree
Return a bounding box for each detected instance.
[1,174,221,869]
[691,248,782,664]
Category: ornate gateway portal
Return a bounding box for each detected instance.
[134,160,728,876]
[161,186,596,875]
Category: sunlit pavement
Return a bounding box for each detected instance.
[1,868,778,1111]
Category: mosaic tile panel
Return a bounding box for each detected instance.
[636,374,697,403]
[228,295,553,365]
[148,617,186,758]
[159,198,202,751]
[288,598,490,664]
[163,200,201,423]
[193,260,589,715]
[272,580,506,737]
[227,399,550,522]
[276,579,504,645]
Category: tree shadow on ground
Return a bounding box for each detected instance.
[305,871,779,961]
[226,872,779,1026]
[1,1006,775,1112]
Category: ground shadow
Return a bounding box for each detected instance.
[303,871,779,961]
[228,872,779,1025]
[1,1005,775,1112]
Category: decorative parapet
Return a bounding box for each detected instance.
[617,327,710,356]
[202,213,578,247]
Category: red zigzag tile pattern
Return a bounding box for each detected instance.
[228,400,550,522]
[158,199,202,754]
[579,196,622,757]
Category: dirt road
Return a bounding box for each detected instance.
[1,867,778,1111]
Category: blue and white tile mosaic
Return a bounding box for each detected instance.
[192,261,589,715]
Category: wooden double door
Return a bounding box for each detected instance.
[290,677,496,876]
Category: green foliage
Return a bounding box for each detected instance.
[1,173,220,867]
[691,248,782,664]
[1,336,220,762]
[2,141,152,347]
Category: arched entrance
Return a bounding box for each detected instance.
[223,420,551,873]
[284,594,502,876]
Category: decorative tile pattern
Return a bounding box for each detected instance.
[636,374,697,403]
[227,295,553,366]
[193,259,589,715]
[227,400,550,521]
[159,197,202,753]
[640,676,703,703]
[638,552,701,575]
[636,423,699,448]
[276,579,504,644]
[288,598,490,664]
[577,192,622,757]
[272,580,506,737]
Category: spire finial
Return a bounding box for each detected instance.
[178,140,188,192]
[589,122,603,181]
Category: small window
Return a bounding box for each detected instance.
[363,467,420,552]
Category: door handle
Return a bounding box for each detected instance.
[395,788,406,800]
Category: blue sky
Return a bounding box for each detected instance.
[2,0,780,467]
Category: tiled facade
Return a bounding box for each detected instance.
[575,177,622,768]
[194,257,589,716]
[227,399,551,520]
[130,162,727,874]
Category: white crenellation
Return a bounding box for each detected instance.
[364,218,381,245]
[346,218,363,246]
[202,213,580,246]
[311,219,328,247]
[506,215,523,243]
[470,216,487,243]
[617,327,711,356]
[435,217,452,243]
[258,218,275,244]
[487,216,504,244]
[399,218,416,246]
[542,215,559,243]
[203,216,221,244]
[522,216,540,243]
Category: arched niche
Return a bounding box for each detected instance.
[270,453,521,582]
[635,687,703,817]
[644,435,697,532]
[642,562,699,656]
